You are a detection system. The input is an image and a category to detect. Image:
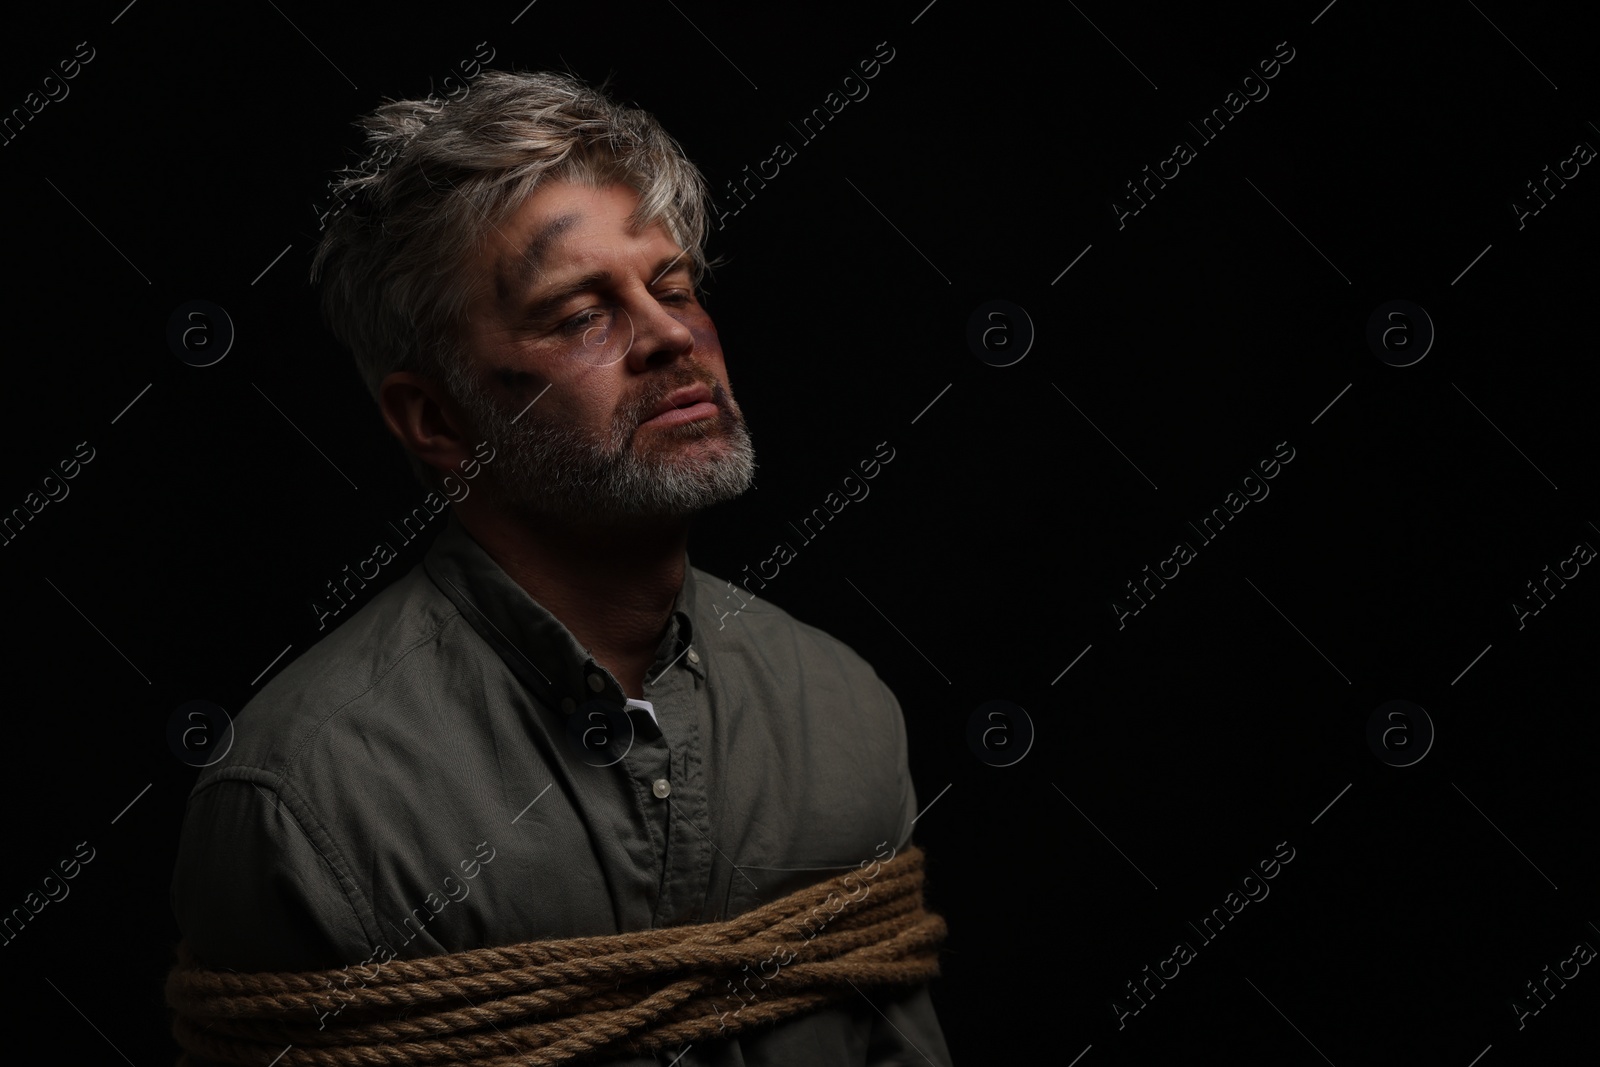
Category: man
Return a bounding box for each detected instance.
[168,70,952,1065]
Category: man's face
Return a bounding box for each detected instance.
[450,179,754,523]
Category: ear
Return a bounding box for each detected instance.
[378,371,475,479]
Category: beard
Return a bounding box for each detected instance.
[447,363,757,524]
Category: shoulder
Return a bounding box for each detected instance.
[172,560,503,966]
[193,560,469,791]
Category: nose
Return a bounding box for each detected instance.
[623,288,695,371]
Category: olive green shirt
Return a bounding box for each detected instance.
[170,511,951,1066]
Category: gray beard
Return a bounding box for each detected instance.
[450,370,756,524]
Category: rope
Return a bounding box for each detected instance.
[166,845,945,1065]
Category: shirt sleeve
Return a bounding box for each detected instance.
[170,775,383,1067]
[863,676,956,1066]
[170,773,373,973]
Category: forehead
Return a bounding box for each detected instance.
[487,180,680,300]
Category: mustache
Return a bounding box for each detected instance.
[466,364,738,453]
[628,368,731,427]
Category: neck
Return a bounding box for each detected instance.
[455,498,690,700]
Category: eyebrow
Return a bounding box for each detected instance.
[516,252,695,322]
[649,247,690,287]
[496,212,581,302]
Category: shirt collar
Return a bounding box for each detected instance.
[422,511,702,713]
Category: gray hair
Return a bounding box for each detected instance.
[310,69,716,490]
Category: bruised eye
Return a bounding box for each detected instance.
[559,306,615,337]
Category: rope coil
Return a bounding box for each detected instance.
[167,846,945,1066]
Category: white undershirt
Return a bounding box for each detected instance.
[623,697,659,727]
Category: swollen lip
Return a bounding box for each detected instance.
[642,401,718,427]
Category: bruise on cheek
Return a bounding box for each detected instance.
[689,322,725,369]
[689,322,736,409]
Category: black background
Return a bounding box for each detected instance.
[2,0,1597,1063]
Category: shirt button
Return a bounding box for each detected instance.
[652,779,671,799]
[586,673,605,692]
[686,648,701,665]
